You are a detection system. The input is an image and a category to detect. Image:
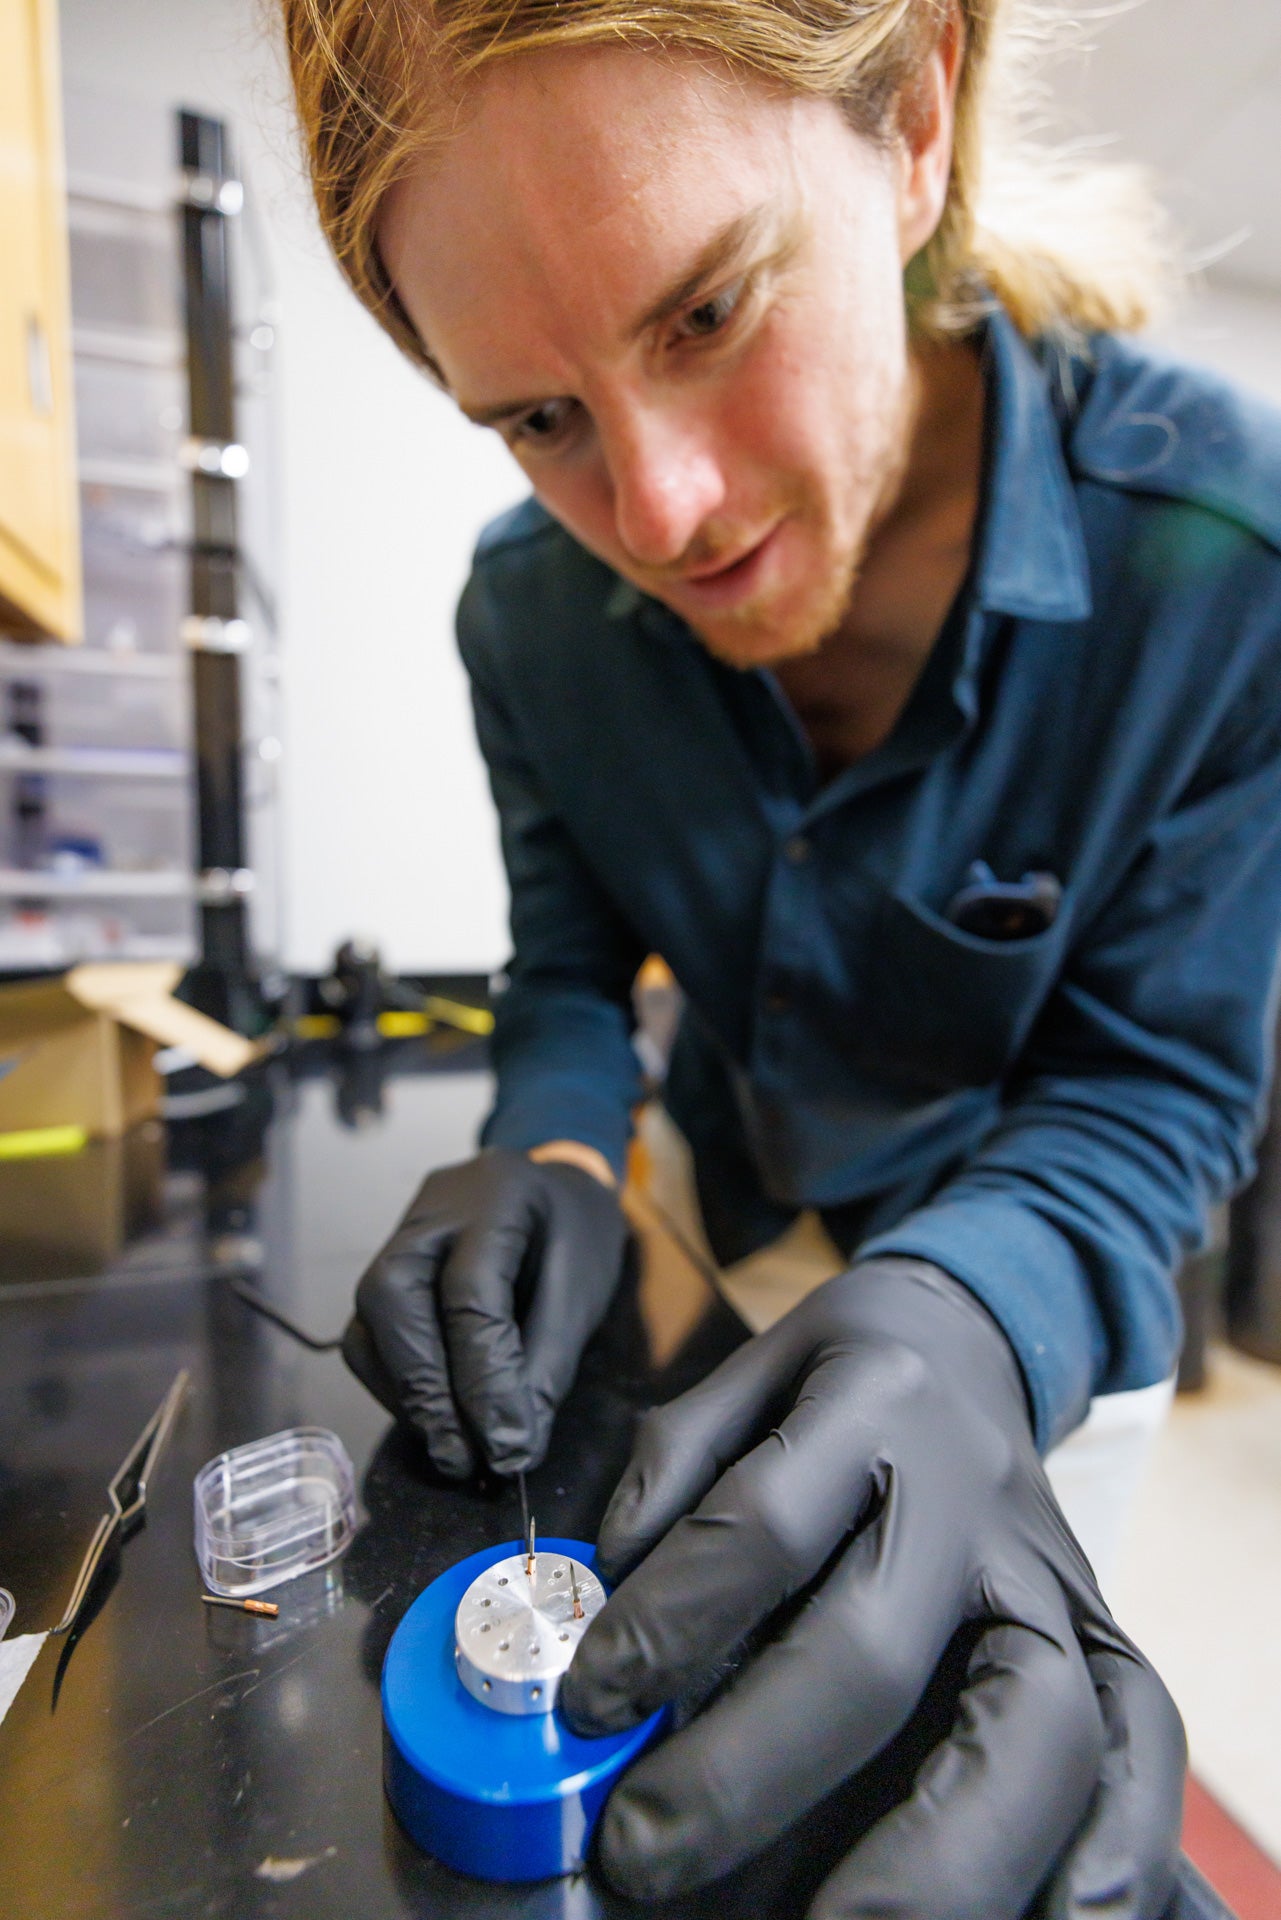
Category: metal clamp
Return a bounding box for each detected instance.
[180,437,250,479]
[197,867,256,905]
[181,615,251,654]
[179,170,244,216]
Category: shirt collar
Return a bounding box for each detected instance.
[970,307,1093,625]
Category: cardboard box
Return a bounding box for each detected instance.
[0,962,260,1140]
[0,1123,166,1281]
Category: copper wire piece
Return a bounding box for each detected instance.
[570,1561,584,1621]
[201,1593,279,1617]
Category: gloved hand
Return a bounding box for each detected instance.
[561,1258,1186,1920]
[342,1148,629,1478]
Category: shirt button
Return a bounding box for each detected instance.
[784,835,812,865]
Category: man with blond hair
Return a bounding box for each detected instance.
[284,1,1280,1912]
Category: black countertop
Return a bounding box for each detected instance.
[0,1041,1230,1919]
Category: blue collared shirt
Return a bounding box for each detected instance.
[457,310,1281,1449]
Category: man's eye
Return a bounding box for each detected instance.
[509,398,578,447]
[675,280,745,343]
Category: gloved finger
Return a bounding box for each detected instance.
[589,1495,972,1899]
[807,1615,1105,1920]
[566,1349,955,1735]
[438,1188,544,1474]
[594,1311,820,1582]
[355,1249,474,1478]
[1039,1648,1186,1920]
[340,1313,402,1417]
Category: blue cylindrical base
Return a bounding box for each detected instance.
[382,1538,665,1883]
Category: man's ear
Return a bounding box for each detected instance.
[895,1,964,266]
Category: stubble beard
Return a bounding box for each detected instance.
[688,520,865,672]
[681,378,918,673]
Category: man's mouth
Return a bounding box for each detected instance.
[670,525,783,610]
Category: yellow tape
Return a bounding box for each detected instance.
[421,996,495,1037]
[292,1001,493,1041]
[377,1011,430,1037]
[0,1124,89,1161]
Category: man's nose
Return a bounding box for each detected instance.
[606,407,727,570]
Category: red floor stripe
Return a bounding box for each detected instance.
[1183,1775,1281,1918]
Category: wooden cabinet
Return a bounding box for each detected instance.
[0,0,80,642]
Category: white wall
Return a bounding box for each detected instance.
[1156,277,1281,411]
[1043,0,1281,417]
[1046,0,1281,302]
[58,0,524,976]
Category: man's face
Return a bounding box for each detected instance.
[381,46,938,668]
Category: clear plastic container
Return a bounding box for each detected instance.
[0,658,188,754]
[194,1427,357,1598]
[0,901,197,969]
[68,202,182,338]
[74,357,186,468]
[47,772,193,872]
[80,485,189,656]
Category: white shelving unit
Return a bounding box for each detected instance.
[0,868,191,898]
[0,91,281,978]
[0,741,186,778]
[0,643,180,679]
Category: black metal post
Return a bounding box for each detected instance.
[177,108,261,1034]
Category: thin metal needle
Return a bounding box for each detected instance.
[570,1561,583,1621]
[518,1470,530,1556]
[526,1515,536,1582]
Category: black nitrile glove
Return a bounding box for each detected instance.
[561,1258,1186,1920]
[342,1148,628,1477]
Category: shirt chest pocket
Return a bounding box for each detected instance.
[863,889,1068,1094]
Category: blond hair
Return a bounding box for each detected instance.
[282,0,1171,370]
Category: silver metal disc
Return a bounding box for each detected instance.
[454,1552,605,1716]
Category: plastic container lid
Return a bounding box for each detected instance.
[194,1426,356,1598]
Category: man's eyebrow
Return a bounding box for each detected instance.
[627,203,782,340]
[462,393,551,427]
[459,205,794,428]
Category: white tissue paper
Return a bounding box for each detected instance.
[0,1633,47,1724]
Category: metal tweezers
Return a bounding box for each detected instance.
[52,1369,190,1637]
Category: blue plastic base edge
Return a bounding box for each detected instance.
[382,1538,666,1884]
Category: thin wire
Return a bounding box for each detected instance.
[228,1277,344,1352]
